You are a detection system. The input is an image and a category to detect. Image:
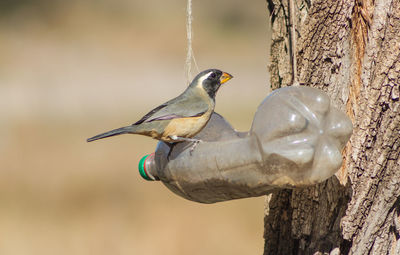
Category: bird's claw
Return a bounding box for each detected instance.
[189,139,202,156]
[167,135,202,156]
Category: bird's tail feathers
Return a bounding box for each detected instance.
[87,126,135,142]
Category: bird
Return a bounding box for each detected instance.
[87,69,233,153]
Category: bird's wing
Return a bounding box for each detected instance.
[133,95,210,125]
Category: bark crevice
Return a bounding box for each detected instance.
[264,0,400,254]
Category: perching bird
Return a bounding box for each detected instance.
[87,69,233,152]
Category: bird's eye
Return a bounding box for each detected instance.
[209,73,217,79]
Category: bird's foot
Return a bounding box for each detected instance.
[168,135,202,156]
[189,139,202,156]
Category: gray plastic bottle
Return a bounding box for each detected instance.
[138,86,353,204]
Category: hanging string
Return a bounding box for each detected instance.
[185,0,199,84]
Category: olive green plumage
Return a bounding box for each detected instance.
[87,69,233,143]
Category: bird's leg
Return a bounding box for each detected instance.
[168,135,202,155]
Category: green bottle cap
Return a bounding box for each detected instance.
[138,154,153,181]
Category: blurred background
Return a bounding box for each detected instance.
[0,0,271,254]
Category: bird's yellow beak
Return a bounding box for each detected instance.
[220,72,233,84]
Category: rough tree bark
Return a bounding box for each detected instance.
[264,0,400,254]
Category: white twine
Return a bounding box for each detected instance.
[185,0,199,84]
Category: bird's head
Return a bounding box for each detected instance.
[189,69,233,99]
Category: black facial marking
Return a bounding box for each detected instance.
[202,69,223,99]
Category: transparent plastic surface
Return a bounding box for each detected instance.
[145,87,353,203]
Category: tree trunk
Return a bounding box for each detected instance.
[264,0,400,254]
